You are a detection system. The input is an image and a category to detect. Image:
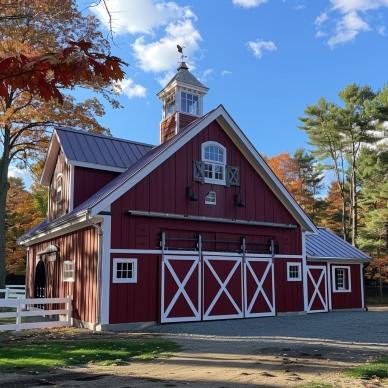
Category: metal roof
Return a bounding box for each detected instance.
[161,67,207,93]
[55,127,154,169]
[306,227,371,260]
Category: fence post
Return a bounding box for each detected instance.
[66,295,72,327]
[16,299,22,331]
[5,288,9,299]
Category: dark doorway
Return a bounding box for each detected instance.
[34,259,46,298]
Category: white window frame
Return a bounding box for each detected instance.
[63,261,75,282]
[332,265,351,293]
[201,141,227,185]
[181,91,199,116]
[113,258,138,284]
[205,191,217,205]
[56,173,63,204]
[287,262,302,281]
[164,93,176,119]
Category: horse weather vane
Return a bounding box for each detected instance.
[177,45,187,63]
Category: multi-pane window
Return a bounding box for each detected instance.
[287,262,302,281]
[63,261,75,282]
[164,94,175,118]
[205,191,216,205]
[202,142,226,185]
[113,258,137,283]
[56,175,63,203]
[181,92,199,115]
[332,266,351,292]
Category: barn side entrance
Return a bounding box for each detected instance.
[160,254,275,323]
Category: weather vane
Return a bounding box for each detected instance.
[177,45,187,63]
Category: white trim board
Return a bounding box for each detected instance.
[89,106,317,234]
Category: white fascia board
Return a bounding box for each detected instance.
[216,111,318,234]
[307,256,371,263]
[89,105,317,234]
[90,107,224,216]
[40,131,61,186]
[67,160,127,173]
[176,81,209,95]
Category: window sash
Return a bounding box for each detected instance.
[113,259,137,283]
[63,261,75,282]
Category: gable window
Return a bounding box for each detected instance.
[63,261,75,282]
[56,174,63,203]
[113,258,137,283]
[332,266,351,292]
[205,191,216,205]
[164,94,175,118]
[201,142,226,185]
[287,262,302,281]
[181,92,199,115]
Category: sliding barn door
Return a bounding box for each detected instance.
[306,266,328,313]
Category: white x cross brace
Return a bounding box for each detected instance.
[307,269,326,311]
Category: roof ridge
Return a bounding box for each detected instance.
[54,126,155,148]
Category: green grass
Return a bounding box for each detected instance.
[343,356,388,380]
[297,383,338,388]
[0,307,27,325]
[0,339,180,373]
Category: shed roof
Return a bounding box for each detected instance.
[40,127,154,185]
[306,227,371,261]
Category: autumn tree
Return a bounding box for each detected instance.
[0,0,127,288]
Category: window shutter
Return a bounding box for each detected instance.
[193,161,205,184]
[344,269,348,290]
[335,269,339,290]
[226,166,240,188]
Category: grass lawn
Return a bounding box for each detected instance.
[297,383,335,388]
[343,356,388,381]
[0,339,180,373]
[0,307,26,325]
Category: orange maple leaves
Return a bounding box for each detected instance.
[0,40,128,103]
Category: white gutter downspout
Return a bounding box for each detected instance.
[86,211,103,332]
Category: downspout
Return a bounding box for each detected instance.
[86,211,103,333]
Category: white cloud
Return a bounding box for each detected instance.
[315,12,329,26]
[328,11,370,48]
[117,78,147,99]
[377,25,386,35]
[201,69,213,82]
[221,70,232,76]
[316,30,328,37]
[246,40,277,58]
[132,19,202,72]
[233,0,268,8]
[8,166,24,179]
[330,0,388,14]
[92,0,196,35]
[293,5,306,10]
[156,71,175,87]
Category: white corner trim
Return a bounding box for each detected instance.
[327,262,332,310]
[287,262,302,281]
[360,263,365,309]
[302,231,308,312]
[332,265,352,293]
[100,215,111,325]
[112,258,138,283]
[69,165,74,212]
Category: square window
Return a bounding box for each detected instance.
[205,191,216,205]
[332,266,351,292]
[113,259,137,283]
[287,262,302,281]
[63,261,75,282]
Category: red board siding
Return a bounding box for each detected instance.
[160,113,177,144]
[73,166,120,209]
[179,112,197,130]
[26,226,98,323]
[329,263,362,310]
[274,258,304,313]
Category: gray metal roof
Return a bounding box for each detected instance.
[163,67,207,91]
[306,227,371,260]
[55,127,154,169]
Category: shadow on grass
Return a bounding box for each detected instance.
[0,338,180,373]
[343,355,388,380]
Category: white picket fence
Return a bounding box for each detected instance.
[0,285,26,299]
[0,297,72,331]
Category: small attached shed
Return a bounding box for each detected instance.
[305,227,370,313]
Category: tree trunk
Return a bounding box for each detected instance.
[0,125,10,290]
[379,265,383,300]
[351,146,357,246]
[332,160,347,240]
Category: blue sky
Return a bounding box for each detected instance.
[10,0,388,190]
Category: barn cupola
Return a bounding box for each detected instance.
[157,47,209,144]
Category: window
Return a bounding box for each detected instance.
[164,94,175,118]
[63,261,75,282]
[201,142,226,185]
[181,92,199,115]
[113,258,137,283]
[287,262,302,281]
[332,266,351,292]
[205,191,216,205]
[56,174,63,203]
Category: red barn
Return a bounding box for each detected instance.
[18,63,371,330]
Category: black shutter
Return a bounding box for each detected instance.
[226,166,240,188]
[193,161,205,184]
[335,269,339,290]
